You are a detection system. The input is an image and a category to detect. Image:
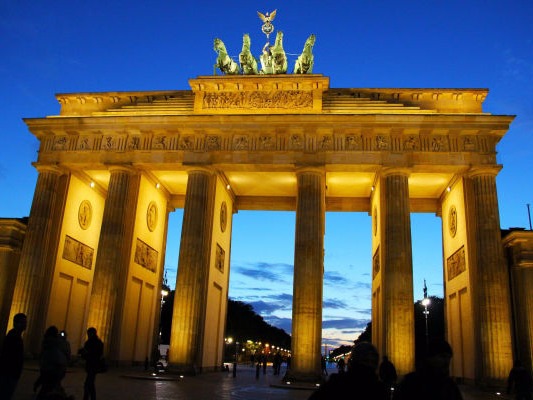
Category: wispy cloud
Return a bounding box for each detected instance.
[231,261,292,283]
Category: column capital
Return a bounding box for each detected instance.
[295,166,325,177]
[466,165,502,178]
[379,167,411,178]
[33,163,65,175]
[186,166,216,176]
[107,164,138,174]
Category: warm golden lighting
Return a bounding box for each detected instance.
[90,181,95,188]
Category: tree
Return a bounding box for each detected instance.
[159,294,291,351]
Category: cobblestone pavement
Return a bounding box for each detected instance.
[13,362,512,400]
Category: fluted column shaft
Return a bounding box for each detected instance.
[87,167,140,358]
[9,166,68,354]
[381,170,414,375]
[466,169,513,383]
[289,169,325,382]
[169,169,216,374]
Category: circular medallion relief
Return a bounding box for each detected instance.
[147,201,158,232]
[78,200,92,230]
[373,206,378,236]
[448,205,457,238]
[220,201,227,233]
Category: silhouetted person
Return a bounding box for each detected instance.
[393,338,463,400]
[59,330,71,365]
[337,357,346,374]
[274,352,282,375]
[79,327,104,400]
[34,325,69,399]
[379,355,397,391]
[321,355,328,376]
[308,341,389,400]
[507,360,533,400]
[0,312,27,400]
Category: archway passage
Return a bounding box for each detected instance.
[7,74,516,385]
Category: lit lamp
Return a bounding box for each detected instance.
[159,288,169,340]
[422,279,430,350]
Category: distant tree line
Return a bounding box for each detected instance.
[330,296,445,364]
[159,293,290,349]
[160,290,444,367]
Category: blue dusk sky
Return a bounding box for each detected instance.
[1,1,532,348]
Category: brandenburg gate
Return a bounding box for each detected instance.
[2,70,524,386]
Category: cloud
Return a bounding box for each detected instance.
[262,315,292,334]
[323,298,349,309]
[322,318,369,330]
[323,270,350,285]
[231,261,292,283]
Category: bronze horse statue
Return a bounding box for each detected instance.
[214,38,240,75]
[270,31,287,74]
[239,34,259,75]
[294,34,316,74]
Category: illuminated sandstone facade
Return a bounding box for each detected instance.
[2,74,522,385]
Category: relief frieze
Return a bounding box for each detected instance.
[134,238,158,272]
[202,90,313,110]
[233,135,249,150]
[153,135,167,149]
[178,136,194,150]
[259,135,275,150]
[53,136,69,151]
[289,134,304,150]
[319,135,333,151]
[372,247,380,279]
[403,136,420,151]
[215,243,225,272]
[462,136,477,151]
[127,136,140,150]
[447,246,466,281]
[375,135,390,150]
[431,136,449,152]
[205,136,221,150]
[77,137,92,150]
[62,235,94,269]
[102,135,118,151]
[345,135,362,150]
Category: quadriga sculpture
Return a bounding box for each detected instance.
[239,34,259,75]
[294,34,316,74]
[214,38,240,75]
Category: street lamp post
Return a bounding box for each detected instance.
[422,279,430,350]
[233,341,239,377]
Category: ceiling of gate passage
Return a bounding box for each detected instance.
[85,169,455,213]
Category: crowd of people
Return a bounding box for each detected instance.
[0,314,105,400]
[0,313,532,400]
[309,338,532,400]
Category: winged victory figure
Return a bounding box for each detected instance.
[257,9,277,38]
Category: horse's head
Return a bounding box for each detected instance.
[275,31,284,45]
[214,38,225,53]
[242,34,251,49]
[306,34,316,47]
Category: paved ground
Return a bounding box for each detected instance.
[13,361,512,399]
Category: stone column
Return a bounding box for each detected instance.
[9,166,68,355]
[465,167,513,384]
[380,169,414,375]
[86,166,140,359]
[0,219,27,348]
[288,168,325,383]
[503,230,533,373]
[169,169,216,374]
